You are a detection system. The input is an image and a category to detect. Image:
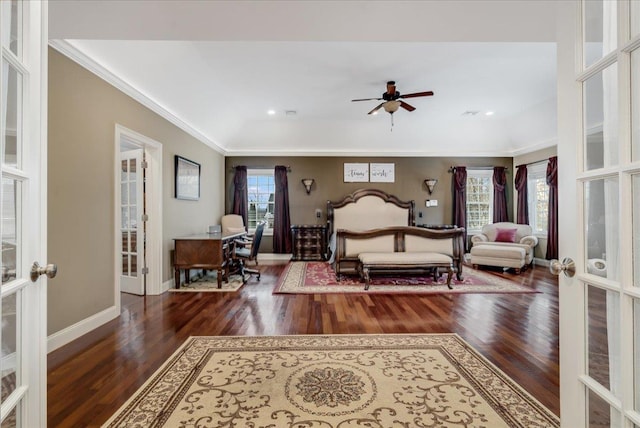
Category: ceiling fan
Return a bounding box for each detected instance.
[352,80,434,116]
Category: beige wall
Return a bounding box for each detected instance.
[48,48,224,335]
[224,156,514,251]
[512,145,557,260]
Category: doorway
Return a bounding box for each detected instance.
[114,125,163,297]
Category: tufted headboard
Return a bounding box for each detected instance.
[327,189,415,239]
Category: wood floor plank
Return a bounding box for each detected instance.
[47,262,560,426]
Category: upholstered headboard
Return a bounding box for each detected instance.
[327,189,415,238]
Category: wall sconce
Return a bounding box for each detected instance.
[301,178,315,194]
[424,178,438,194]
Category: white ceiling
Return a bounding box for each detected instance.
[49,1,560,157]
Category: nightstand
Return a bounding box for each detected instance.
[291,224,327,261]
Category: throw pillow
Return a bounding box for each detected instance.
[495,228,517,243]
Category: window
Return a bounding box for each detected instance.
[527,162,549,236]
[466,169,493,232]
[247,169,275,234]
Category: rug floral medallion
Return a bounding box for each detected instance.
[274,261,537,294]
[104,334,559,428]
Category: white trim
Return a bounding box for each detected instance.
[48,39,225,155]
[533,257,550,267]
[162,278,174,293]
[509,137,558,157]
[46,305,119,353]
[114,125,164,297]
[257,253,293,261]
[227,148,522,157]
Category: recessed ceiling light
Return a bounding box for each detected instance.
[267,110,276,115]
[285,110,297,116]
[485,111,495,116]
[462,110,480,116]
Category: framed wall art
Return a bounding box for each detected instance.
[175,155,201,200]
[370,163,395,183]
[343,163,370,182]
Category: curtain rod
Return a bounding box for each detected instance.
[229,165,291,172]
[514,159,547,168]
[448,166,508,173]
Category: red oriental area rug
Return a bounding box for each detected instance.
[274,261,537,294]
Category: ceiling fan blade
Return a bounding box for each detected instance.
[367,103,385,115]
[400,91,434,99]
[352,97,383,102]
[400,101,416,112]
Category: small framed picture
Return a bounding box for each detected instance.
[344,163,369,182]
[175,155,200,200]
[370,163,395,183]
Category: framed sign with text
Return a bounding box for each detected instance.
[370,163,395,183]
[343,163,369,182]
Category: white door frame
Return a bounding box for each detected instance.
[114,124,163,301]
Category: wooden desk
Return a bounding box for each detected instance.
[173,231,245,289]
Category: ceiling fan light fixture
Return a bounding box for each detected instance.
[383,100,401,114]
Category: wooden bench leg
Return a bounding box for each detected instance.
[446,267,453,289]
[362,265,371,290]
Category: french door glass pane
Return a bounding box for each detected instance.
[584,0,617,67]
[1,178,19,285]
[1,1,20,57]
[588,388,611,427]
[634,174,640,287]
[1,292,17,400]
[585,177,619,280]
[587,285,620,393]
[1,402,17,427]
[634,49,640,162]
[633,0,640,37]
[2,62,21,169]
[585,63,618,170]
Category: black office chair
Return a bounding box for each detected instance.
[234,221,265,281]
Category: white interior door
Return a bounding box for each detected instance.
[119,149,144,295]
[0,1,48,426]
[557,1,640,426]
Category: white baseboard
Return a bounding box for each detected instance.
[258,253,292,261]
[47,305,119,353]
[534,257,550,267]
[162,278,173,293]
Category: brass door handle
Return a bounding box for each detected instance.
[31,262,58,282]
[549,257,575,278]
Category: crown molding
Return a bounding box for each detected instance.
[48,39,226,155]
[508,137,557,157]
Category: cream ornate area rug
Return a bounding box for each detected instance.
[168,273,245,293]
[274,261,537,294]
[103,334,559,428]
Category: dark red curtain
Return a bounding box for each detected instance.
[232,166,248,228]
[452,166,467,250]
[546,156,558,260]
[515,165,529,224]
[492,166,509,223]
[273,165,292,253]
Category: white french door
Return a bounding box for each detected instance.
[119,149,145,295]
[0,0,48,426]
[557,1,640,426]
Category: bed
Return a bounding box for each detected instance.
[327,188,465,281]
[327,188,415,274]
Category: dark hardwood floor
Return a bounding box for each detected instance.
[47,262,559,427]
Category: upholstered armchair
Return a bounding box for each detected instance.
[470,222,539,273]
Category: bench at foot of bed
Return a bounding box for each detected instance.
[358,252,454,291]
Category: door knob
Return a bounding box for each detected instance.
[549,257,575,278]
[30,262,58,282]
